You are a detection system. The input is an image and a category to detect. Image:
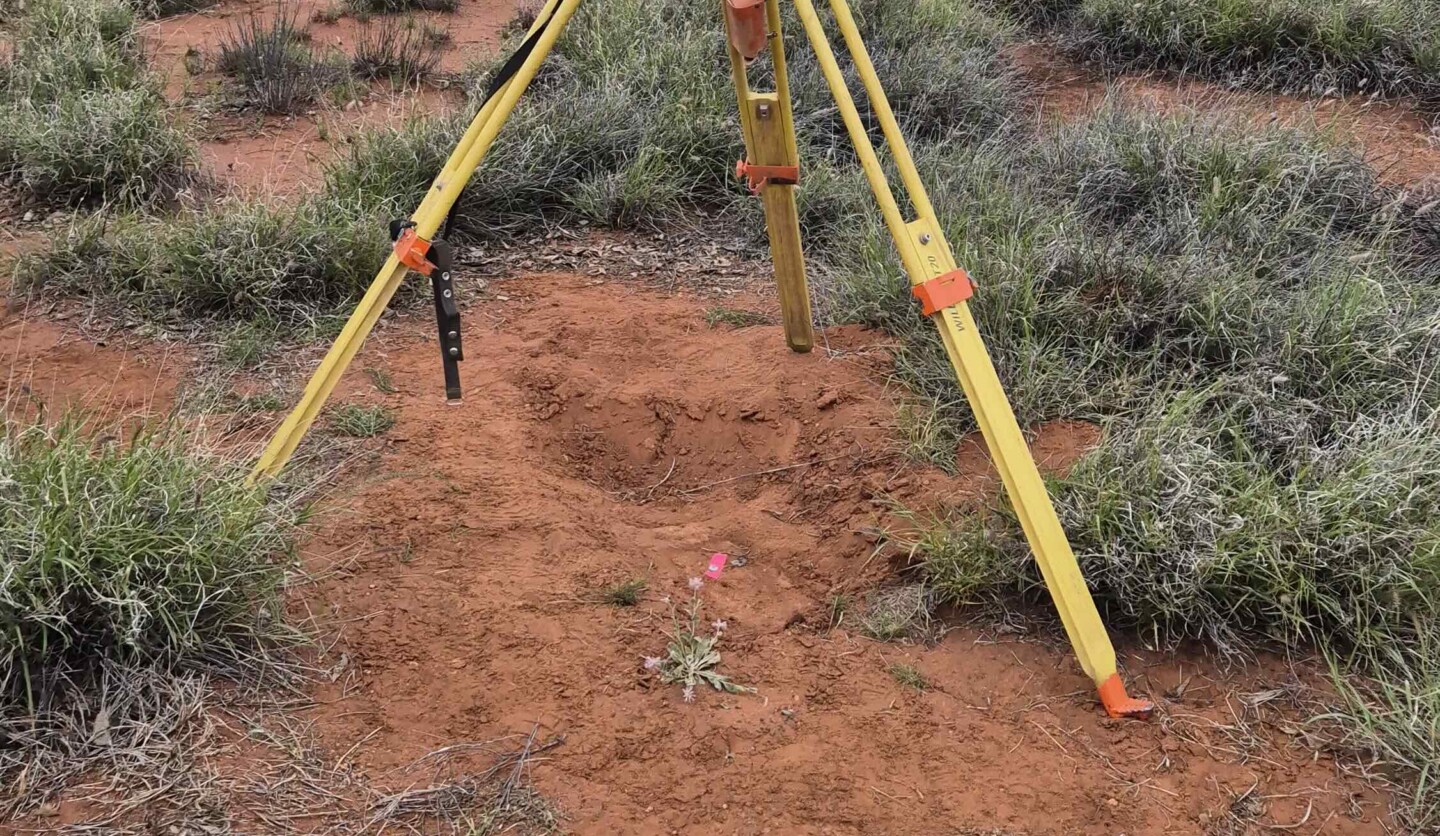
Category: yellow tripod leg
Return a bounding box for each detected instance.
[792,0,1151,718]
[723,1,814,353]
[249,0,584,482]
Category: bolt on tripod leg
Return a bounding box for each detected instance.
[791,0,1151,718]
[724,0,814,353]
[248,0,585,482]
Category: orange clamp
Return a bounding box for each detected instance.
[393,227,436,274]
[1097,673,1155,719]
[724,0,768,61]
[911,268,974,316]
[735,159,799,194]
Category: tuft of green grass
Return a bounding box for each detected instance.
[3,0,146,100]
[0,0,199,207]
[217,3,345,113]
[1327,637,1440,832]
[860,584,933,642]
[1038,0,1440,110]
[704,307,773,328]
[597,578,646,607]
[351,17,445,84]
[887,662,929,691]
[0,416,304,707]
[330,403,396,437]
[0,89,198,208]
[311,5,344,24]
[364,367,397,394]
[826,593,850,629]
[13,198,389,328]
[217,319,279,369]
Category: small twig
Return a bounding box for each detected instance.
[679,450,871,495]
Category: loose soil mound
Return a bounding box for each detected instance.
[291,273,1392,835]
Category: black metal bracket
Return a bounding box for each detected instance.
[428,239,463,402]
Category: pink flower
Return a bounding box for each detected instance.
[643,656,663,670]
[688,577,704,592]
[711,619,728,634]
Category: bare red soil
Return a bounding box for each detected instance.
[7,3,1436,832]
[279,273,1392,835]
[146,0,512,193]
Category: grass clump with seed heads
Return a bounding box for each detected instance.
[0,416,306,709]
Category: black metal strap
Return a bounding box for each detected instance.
[428,240,463,401]
[442,2,564,238]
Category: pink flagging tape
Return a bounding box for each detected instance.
[704,553,729,580]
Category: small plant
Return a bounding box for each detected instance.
[330,403,396,437]
[238,390,285,412]
[597,578,646,607]
[704,307,773,328]
[826,593,850,629]
[364,366,397,393]
[217,3,343,113]
[311,4,344,23]
[217,319,277,368]
[643,577,751,703]
[888,662,928,691]
[351,18,445,84]
[860,584,933,642]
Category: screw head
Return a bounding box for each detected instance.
[441,273,450,282]
[757,103,772,118]
[448,330,458,339]
[443,289,451,298]
[448,347,459,357]
[919,233,932,245]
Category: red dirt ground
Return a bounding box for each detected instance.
[6,4,1435,833]
[146,0,513,193]
[277,273,1393,835]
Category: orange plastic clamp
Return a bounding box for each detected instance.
[735,159,799,194]
[911,268,974,316]
[725,0,768,61]
[393,227,436,274]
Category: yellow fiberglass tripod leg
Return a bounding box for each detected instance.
[791,0,1152,719]
[249,0,582,482]
[724,0,814,353]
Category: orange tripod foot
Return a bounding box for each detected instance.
[1097,673,1154,719]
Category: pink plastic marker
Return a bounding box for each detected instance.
[704,553,729,580]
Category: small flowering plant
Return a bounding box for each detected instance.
[643,577,751,702]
